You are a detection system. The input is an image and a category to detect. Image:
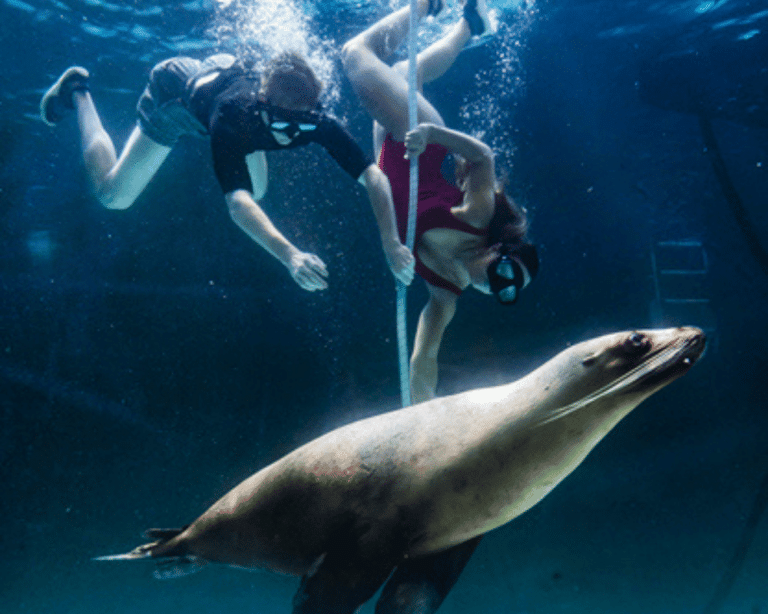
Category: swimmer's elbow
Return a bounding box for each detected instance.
[98,192,133,211]
[358,164,381,187]
[482,145,495,164]
[472,144,494,168]
[225,191,266,229]
[464,146,495,188]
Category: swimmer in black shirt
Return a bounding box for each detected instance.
[40,52,415,291]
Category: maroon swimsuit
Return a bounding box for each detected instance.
[379,134,487,295]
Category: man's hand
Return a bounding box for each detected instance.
[288,251,329,291]
[385,241,415,286]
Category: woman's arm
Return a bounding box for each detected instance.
[406,123,493,167]
[405,123,496,225]
[410,284,459,404]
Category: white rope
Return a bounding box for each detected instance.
[397,0,420,408]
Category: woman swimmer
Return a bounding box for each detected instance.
[342,0,539,403]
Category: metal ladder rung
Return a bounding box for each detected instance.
[655,240,704,248]
[650,240,717,345]
[663,298,710,304]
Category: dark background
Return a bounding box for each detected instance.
[1,1,766,612]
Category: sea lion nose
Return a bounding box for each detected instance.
[681,327,707,363]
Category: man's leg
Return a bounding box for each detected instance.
[41,67,171,210]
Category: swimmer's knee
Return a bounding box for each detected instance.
[98,193,132,210]
[95,184,137,210]
[392,60,409,79]
[340,39,361,74]
[342,37,381,76]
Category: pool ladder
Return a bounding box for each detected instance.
[650,240,717,342]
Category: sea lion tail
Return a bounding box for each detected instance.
[94,527,207,579]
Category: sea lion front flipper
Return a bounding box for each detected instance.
[375,536,482,614]
[292,548,395,614]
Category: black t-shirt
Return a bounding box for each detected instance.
[189,70,372,194]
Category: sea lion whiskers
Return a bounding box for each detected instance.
[534,341,686,428]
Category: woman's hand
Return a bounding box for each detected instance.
[404,123,433,159]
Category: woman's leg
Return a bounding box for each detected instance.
[407,16,473,85]
[73,89,171,210]
[342,0,445,142]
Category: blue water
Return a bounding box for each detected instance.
[1,1,767,613]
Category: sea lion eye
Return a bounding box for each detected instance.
[622,332,649,355]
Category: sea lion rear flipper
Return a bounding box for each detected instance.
[95,525,205,579]
[375,536,482,614]
[292,548,395,614]
[94,549,205,579]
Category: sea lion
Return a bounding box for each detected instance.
[98,326,705,613]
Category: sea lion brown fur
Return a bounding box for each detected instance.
[98,327,706,613]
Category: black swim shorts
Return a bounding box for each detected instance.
[137,55,233,147]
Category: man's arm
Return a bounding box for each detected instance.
[225,189,328,292]
[358,164,415,286]
[210,114,327,291]
[313,118,413,284]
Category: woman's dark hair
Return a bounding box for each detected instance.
[487,191,529,252]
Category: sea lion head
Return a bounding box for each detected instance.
[534,327,706,425]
